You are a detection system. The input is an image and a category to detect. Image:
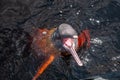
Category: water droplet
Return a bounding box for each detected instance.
[73,35,78,38]
[89,18,95,21]
[91,5,94,7]
[59,10,63,13]
[92,49,95,52]
[42,31,47,35]
[96,20,100,24]
[76,10,81,15]
[76,12,79,15]
[70,5,73,8]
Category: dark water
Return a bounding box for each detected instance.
[0,0,120,80]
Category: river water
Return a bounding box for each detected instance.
[0,0,120,80]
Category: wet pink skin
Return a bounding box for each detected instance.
[63,38,83,66]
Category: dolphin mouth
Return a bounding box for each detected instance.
[68,46,83,66]
[63,38,83,66]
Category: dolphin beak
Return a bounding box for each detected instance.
[63,38,83,66]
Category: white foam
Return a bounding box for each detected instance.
[111,55,120,60]
[90,38,103,45]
